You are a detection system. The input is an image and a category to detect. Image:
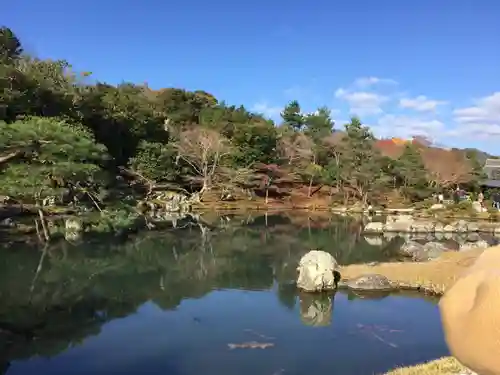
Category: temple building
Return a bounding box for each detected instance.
[482,158,500,188]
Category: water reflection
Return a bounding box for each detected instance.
[346,289,392,300]
[0,212,449,375]
[298,292,334,327]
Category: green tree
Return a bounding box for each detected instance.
[128,141,179,183]
[0,26,23,62]
[395,144,431,200]
[0,117,109,202]
[303,106,334,142]
[230,122,278,167]
[280,100,304,131]
[341,117,387,203]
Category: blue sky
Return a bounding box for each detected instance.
[4,0,500,153]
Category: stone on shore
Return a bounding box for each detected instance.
[345,274,393,291]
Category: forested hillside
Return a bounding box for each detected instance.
[0,26,487,211]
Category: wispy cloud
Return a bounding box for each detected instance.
[335,88,389,116]
[371,114,445,140]
[451,92,500,139]
[399,95,448,112]
[353,76,398,88]
[251,102,282,119]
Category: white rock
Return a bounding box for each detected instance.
[297,250,339,292]
[364,222,384,233]
[64,218,83,241]
[471,201,487,213]
[364,236,383,246]
[430,203,445,210]
[459,240,489,251]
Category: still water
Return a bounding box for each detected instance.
[0,213,449,375]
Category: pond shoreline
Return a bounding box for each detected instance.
[2,197,498,232]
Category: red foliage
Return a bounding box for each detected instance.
[374,139,405,158]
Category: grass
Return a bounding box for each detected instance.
[385,357,467,374]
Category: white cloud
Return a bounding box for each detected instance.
[452,92,500,139]
[251,102,282,119]
[354,76,398,88]
[371,114,445,141]
[399,95,448,112]
[335,88,389,116]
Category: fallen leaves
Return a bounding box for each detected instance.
[227,341,274,350]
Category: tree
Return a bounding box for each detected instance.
[422,148,472,188]
[277,131,314,166]
[0,26,23,62]
[175,128,231,194]
[322,132,346,193]
[0,117,109,202]
[340,117,387,203]
[280,100,304,131]
[303,106,334,142]
[230,122,278,167]
[128,141,179,183]
[465,149,487,189]
[395,144,432,200]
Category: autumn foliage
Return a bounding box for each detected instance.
[375,138,475,188]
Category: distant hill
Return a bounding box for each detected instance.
[374,137,497,165]
[461,148,498,164]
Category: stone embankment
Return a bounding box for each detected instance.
[364,215,500,235]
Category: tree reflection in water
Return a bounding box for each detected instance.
[0,212,403,367]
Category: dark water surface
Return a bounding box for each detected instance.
[0,213,449,375]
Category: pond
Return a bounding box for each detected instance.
[0,212,449,375]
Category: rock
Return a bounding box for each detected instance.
[412,221,435,232]
[408,233,429,241]
[384,220,412,232]
[471,201,486,213]
[386,214,413,223]
[363,222,384,233]
[459,240,489,251]
[0,218,15,227]
[65,218,84,241]
[400,241,424,258]
[346,274,393,291]
[296,250,339,292]
[494,227,500,237]
[430,203,445,210]
[466,233,481,242]
[443,224,455,232]
[383,232,399,241]
[363,236,383,246]
[434,232,444,241]
[452,220,469,233]
[400,241,448,261]
[466,222,479,232]
[434,223,445,232]
[419,242,448,260]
